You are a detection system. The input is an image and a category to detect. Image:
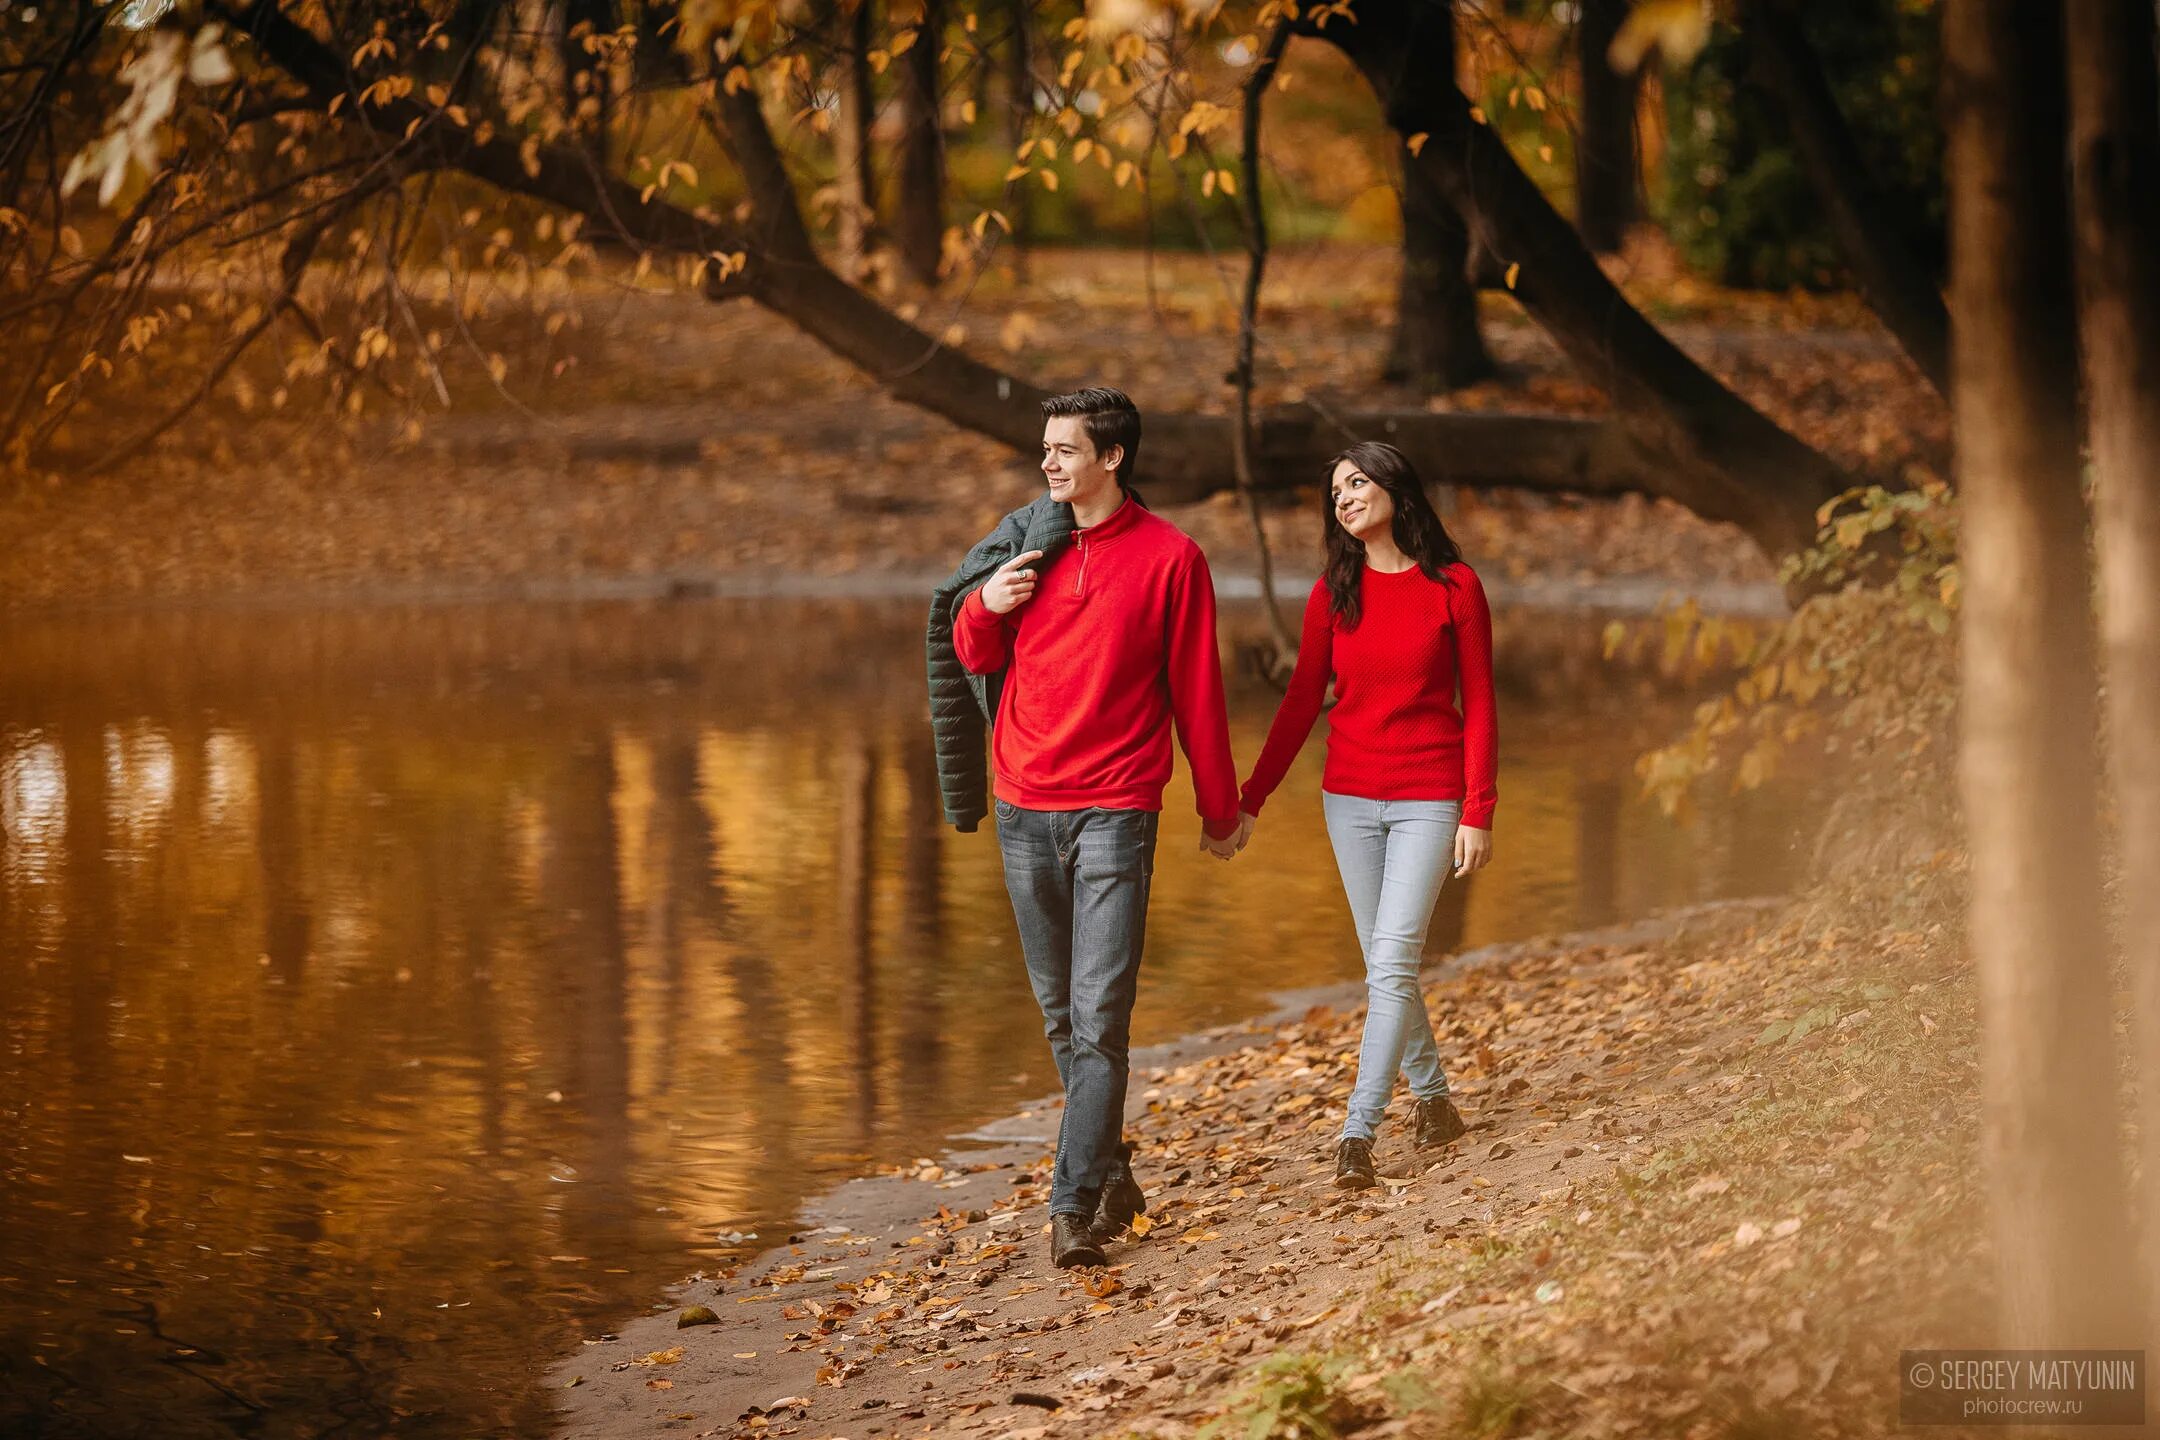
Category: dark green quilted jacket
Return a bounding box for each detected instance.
[925,495,1077,831]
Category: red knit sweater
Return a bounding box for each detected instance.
[953,500,1241,838]
[1239,563,1498,829]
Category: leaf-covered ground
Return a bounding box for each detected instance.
[1,245,1945,611]
[553,869,1989,1439]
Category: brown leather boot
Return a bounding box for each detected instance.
[1050,1212,1107,1268]
[1089,1142,1146,1244]
[1413,1094,1468,1150]
[1334,1136,1377,1189]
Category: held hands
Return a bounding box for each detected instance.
[980,550,1045,615]
[1199,810,1258,861]
[1453,824,1492,878]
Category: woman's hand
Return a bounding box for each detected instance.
[1453,824,1491,878]
[1199,812,1258,860]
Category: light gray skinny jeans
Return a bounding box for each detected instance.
[1321,791,1464,1141]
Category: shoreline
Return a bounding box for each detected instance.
[546,897,1785,1438]
[0,567,1788,624]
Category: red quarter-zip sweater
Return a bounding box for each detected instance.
[1239,563,1498,829]
[953,499,1240,839]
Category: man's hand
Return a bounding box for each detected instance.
[1199,812,1255,861]
[1453,824,1492,878]
[979,550,1045,615]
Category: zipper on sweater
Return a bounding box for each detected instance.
[1074,531,1089,596]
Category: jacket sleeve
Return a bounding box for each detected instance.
[1452,565,1498,829]
[1165,547,1240,840]
[952,586,1013,675]
[1238,582,1334,817]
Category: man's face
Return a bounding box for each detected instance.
[1042,416,1121,510]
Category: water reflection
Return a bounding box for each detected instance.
[0,597,1806,1438]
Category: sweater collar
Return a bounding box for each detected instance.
[1076,496,1143,541]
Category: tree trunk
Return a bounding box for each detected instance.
[1741,0,1949,391]
[1945,0,2137,1349]
[559,0,617,169]
[632,0,688,88]
[1381,0,1489,390]
[2067,0,2160,1346]
[1385,122,1492,390]
[1002,0,1035,278]
[1573,0,1640,254]
[834,0,877,278]
[1314,0,1849,560]
[893,0,946,285]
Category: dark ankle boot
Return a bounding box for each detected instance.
[1334,1136,1377,1190]
[1050,1212,1107,1269]
[1089,1142,1147,1244]
[1413,1094,1468,1150]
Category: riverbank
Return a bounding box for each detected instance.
[0,564,1786,624]
[550,875,1985,1438]
[2,247,1946,614]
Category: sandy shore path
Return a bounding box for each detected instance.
[549,899,1791,1439]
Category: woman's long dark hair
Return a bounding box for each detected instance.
[1322,441,1462,629]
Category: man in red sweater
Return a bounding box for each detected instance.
[954,387,1247,1268]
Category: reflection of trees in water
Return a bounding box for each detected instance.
[1428,862,1469,959]
[645,730,724,1098]
[257,732,311,989]
[0,596,1820,1439]
[836,740,879,1148]
[60,722,119,1245]
[538,736,635,1256]
[1575,775,1624,928]
[895,729,945,1121]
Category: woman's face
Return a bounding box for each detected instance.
[1330,460,1394,543]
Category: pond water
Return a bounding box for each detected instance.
[0,595,1803,1437]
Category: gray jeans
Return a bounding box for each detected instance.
[1322,792,1464,1141]
[994,800,1160,1217]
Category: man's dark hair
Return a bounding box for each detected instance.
[1041,387,1142,494]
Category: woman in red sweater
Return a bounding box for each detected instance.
[1238,441,1497,1189]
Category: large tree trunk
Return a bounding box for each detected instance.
[1573,0,1640,254]
[559,0,617,169]
[833,0,877,279]
[1001,0,1035,278]
[1385,117,1492,390]
[1314,0,1849,560]
[1945,0,2137,1349]
[632,0,688,88]
[2067,0,2160,1346]
[1741,0,1949,392]
[893,0,946,285]
[1381,0,1489,390]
